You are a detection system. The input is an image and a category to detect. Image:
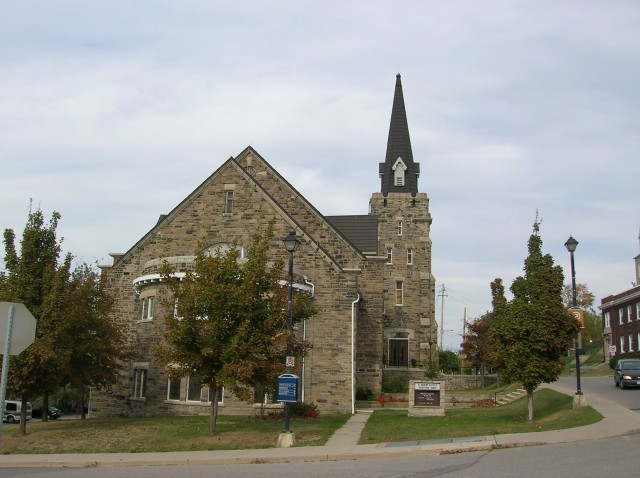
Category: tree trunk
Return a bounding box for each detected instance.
[526,388,534,423]
[81,386,88,419]
[42,394,49,423]
[19,396,28,435]
[209,381,220,435]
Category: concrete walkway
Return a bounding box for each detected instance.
[2,382,639,468]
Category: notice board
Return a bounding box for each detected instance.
[413,382,441,407]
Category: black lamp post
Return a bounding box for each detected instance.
[282,231,300,435]
[564,236,583,398]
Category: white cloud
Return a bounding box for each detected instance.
[1,1,639,351]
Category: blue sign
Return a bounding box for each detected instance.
[277,374,299,403]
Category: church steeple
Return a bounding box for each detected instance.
[379,74,420,196]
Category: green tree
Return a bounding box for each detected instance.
[438,350,460,374]
[489,222,579,422]
[61,263,133,418]
[156,224,315,434]
[2,208,69,434]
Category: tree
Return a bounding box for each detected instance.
[2,208,69,434]
[562,283,595,311]
[460,313,491,384]
[2,208,131,430]
[156,224,315,434]
[438,350,460,374]
[562,283,602,351]
[489,221,579,422]
[60,263,133,417]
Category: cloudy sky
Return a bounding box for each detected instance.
[2,1,639,350]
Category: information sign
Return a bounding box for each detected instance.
[277,374,299,403]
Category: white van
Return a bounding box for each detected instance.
[3,400,32,423]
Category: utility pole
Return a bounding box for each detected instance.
[462,307,467,343]
[438,284,447,350]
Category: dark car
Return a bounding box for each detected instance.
[614,359,640,389]
[47,407,61,420]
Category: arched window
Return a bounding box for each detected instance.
[204,243,248,259]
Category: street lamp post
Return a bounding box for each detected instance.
[281,231,300,439]
[565,236,586,408]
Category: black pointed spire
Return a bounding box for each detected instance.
[379,74,420,195]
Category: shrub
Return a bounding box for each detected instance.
[609,352,640,369]
[290,401,320,419]
[355,386,375,401]
[382,375,408,393]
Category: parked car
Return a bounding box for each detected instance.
[614,359,640,389]
[47,406,61,420]
[2,400,33,423]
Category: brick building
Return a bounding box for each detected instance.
[90,75,437,417]
[601,231,640,362]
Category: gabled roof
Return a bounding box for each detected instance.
[379,74,420,196]
[325,215,378,255]
[109,147,368,272]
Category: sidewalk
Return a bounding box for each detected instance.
[2,382,639,468]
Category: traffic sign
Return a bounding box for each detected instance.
[0,302,37,355]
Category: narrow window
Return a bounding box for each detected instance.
[141,296,155,320]
[133,369,147,398]
[224,190,234,214]
[167,377,181,400]
[386,248,393,264]
[397,221,403,236]
[620,336,625,353]
[629,334,635,352]
[604,311,610,328]
[393,158,407,186]
[627,305,633,320]
[407,248,413,265]
[619,307,625,325]
[147,297,154,320]
[187,377,202,401]
[388,336,409,367]
[637,303,640,321]
[395,281,403,306]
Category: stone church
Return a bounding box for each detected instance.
[90,75,437,417]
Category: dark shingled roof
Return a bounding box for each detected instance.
[379,74,420,196]
[326,215,378,255]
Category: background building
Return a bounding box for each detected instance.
[90,75,437,417]
[601,230,640,362]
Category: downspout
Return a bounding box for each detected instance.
[302,277,315,403]
[351,293,360,415]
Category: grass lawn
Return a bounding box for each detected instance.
[2,388,603,454]
[1,413,351,455]
[359,388,602,444]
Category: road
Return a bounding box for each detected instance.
[557,374,640,411]
[1,376,638,478]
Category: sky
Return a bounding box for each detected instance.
[1,1,639,351]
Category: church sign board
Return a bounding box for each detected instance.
[408,380,445,417]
